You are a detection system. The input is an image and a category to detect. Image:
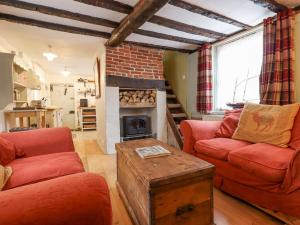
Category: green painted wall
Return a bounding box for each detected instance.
[163,51,189,116]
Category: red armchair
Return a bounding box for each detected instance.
[0,128,112,225]
[180,119,300,217]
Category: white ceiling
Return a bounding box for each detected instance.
[0,0,297,77]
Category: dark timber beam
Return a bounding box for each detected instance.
[0,13,111,38]
[0,13,192,53]
[149,16,225,39]
[134,29,204,45]
[169,0,251,29]
[75,0,132,14]
[0,0,202,45]
[124,41,192,53]
[0,0,119,27]
[75,0,226,39]
[107,0,171,47]
[248,0,288,13]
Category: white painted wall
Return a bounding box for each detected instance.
[156,90,167,142]
[95,40,107,153]
[104,86,120,154]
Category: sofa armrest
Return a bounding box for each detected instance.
[0,173,112,225]
[180,120,222,154]
[282,150,300,193]
[0,128,75,157]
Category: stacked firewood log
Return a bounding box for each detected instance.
[119,90,156,104]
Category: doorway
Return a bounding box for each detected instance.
[50,83,75,129]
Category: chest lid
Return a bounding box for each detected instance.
[116,139,215,189]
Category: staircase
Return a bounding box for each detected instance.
[165,80,188,149]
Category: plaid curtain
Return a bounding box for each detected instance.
[260,9,295,105]
[197,44,213,113]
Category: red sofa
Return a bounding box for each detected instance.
[0,128,112,225]
[180,112,300,217]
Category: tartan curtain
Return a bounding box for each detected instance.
[197,44,213,113]
[260,9,295,105]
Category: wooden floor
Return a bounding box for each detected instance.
[74,139,283,225]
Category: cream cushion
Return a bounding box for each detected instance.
[232,103,300,147]
[0,165,12,190]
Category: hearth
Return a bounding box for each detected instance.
[122,115,152,141]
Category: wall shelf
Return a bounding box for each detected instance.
[13,100,28,103]
[14,82,27,89]
[80,107,96,131]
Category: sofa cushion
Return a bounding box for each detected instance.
[216,109,242,138]
[0,137,16,165]
[232,103,300,147]
[4,152,84,190]
[194,138,251,161]
[228,143,295,183]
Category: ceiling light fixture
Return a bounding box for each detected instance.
[43,45,57,61]
[61,66,70,77]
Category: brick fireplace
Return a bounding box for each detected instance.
[106,43,164,80]
[96,42,167,154]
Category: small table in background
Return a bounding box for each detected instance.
[4,109,46,131]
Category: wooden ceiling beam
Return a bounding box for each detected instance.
[149,16,225,39]
[134,29,204,45]
[125,41,192,53]
[75,0,132,14]
[0,0,119,28]
[0,0,202,45]
[248,0,288,13]
[169,0,251,29]
[107,0,171,47]
[0,13,192,53]
[75,0,226,39]
[0,13,111,38]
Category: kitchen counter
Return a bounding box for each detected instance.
[4,109,47,113]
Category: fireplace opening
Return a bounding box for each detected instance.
[122,115,152,141]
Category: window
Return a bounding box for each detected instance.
[213,29,263,111]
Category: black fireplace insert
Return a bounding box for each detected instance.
[122,115,151,140]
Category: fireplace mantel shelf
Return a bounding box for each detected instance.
[120,103,156,109]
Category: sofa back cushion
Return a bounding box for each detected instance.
[232,103,300,147]
[0,137,16,165]
[289,109,300,150]
[0,128,74,157]
[216,109,242,138]
[0,165,12,190]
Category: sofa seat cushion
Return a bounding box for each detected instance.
[194,138,251,161]
[228,143,295,183]
[4,152,84,190]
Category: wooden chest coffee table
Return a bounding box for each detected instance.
[115,139,215,225]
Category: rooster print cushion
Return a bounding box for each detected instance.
[232,103,300,147]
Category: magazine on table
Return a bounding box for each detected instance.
[135,145,171,159]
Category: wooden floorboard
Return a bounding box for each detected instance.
[74,139,283,225]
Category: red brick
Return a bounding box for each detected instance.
[105,43,164,80]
